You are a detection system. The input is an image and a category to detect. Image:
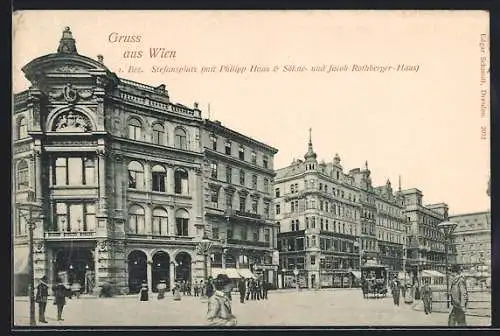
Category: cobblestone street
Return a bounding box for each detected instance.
[13,289,490,327]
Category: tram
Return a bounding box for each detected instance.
[360,264,389,299]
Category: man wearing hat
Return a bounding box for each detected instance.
[448,264,468,326]
[206,274,237,326]
[390,274,401,306]
[35,275,49,323]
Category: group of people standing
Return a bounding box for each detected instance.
[389,264,469,327]
[35,275,71,323]
[238,278,269,303]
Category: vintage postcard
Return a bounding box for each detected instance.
[12,10,491,327]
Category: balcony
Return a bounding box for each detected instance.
[45,230,96,239]
[225,209,263,221]
[226,238,270,248]
[127,234,195,241]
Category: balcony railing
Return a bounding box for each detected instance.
[127,234,195,241]
[226,238,270,248]
[45,231,96,238]
[225,209,262,220]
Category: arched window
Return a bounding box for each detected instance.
[128,204,145,234]
[152,207,168,235]
[17,160,29,190]
[128,161,145,189]
[17,117,28,139]
[174,127,187,150]
[174,169,188,194]
[128,118,142,140]
[175,209,189,236]
[152,165,167,192]
[152,123,165,145]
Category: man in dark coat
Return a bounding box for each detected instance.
[35,275,49,323]
[262,281,269,300]
[206,277,215,298]
[421,281,433,315]
[238,278,246,303]
[391,275,401,306]
[53,277,68,321]
[448,265,468,326]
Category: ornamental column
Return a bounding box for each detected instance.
[97,147,107,214]
[147,256,153,294]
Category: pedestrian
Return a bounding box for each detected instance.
[206,277,215,298]
[391,275,401,306]
[238,277,246,303]
[52,276,68,321]
[193,282,199,297]
[401,280,407,298]
[71,281,81,299]
[245,279,251,301]
[187,281,192,296]
[157,279,167,300]
[139,281,149,301]
[421,281,433,315]
[448,264,468,327]
[35,275,49,323]
[263,282,269,300]
[173,282,182,301]
[199,280,206,299]
[206,274,237,326]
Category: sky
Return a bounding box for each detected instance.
[12,10,490,215]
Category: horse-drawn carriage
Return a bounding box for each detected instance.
[361,264,389,299]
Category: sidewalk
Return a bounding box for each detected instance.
[411,300,491,318]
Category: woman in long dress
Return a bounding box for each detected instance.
[173,282,182,301]
[139,282,149,301]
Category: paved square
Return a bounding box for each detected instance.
[13,289,491,327]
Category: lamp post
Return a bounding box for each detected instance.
[438,221,458,309]
[196,232,213,282]
[16,191,42,326]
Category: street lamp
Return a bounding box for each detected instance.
[196,232,213,282]
[438,220,458,309]
[16,190,43,326]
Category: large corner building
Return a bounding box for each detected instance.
[13,27,279,295]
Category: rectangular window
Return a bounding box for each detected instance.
[252,199,258,214]
[264,203,270,219]
[251,151,257,164]
[275,188,280,198]
[226,166,232,183]
[275,204,281,215]
[210,161,218,179]
[296,237,304,250]
[226,193,233,209]
[211,135,217,151]
[239,169,245,186]
[176,218,189,236]
[210,189,219,207]
[212,227,219,239]
[152,172,166,192]
[239,146,245,160]
[263,178,269,192]
[264,228,270,242]
[85,203,96,232]
[54,157,95,186]
[225,141,232,155]
[17,164,29,190]
[253,229,259,241]
[227,227,233,239]
[263,156,268,168]
[252,174,258,189]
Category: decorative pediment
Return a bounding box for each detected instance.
[53,111,92,132]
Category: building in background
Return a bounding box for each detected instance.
[400,188,455,284]
[274,131,362,289]
[450,211,491,281]
[373,180,406,277]
[200,119,279,286]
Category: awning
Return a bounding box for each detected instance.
[421,270,445,277]
[225,268,242,279]
[210,268,246,279]
[238,268,257,279]
[350,271,362,279]
[14,247,29,275]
